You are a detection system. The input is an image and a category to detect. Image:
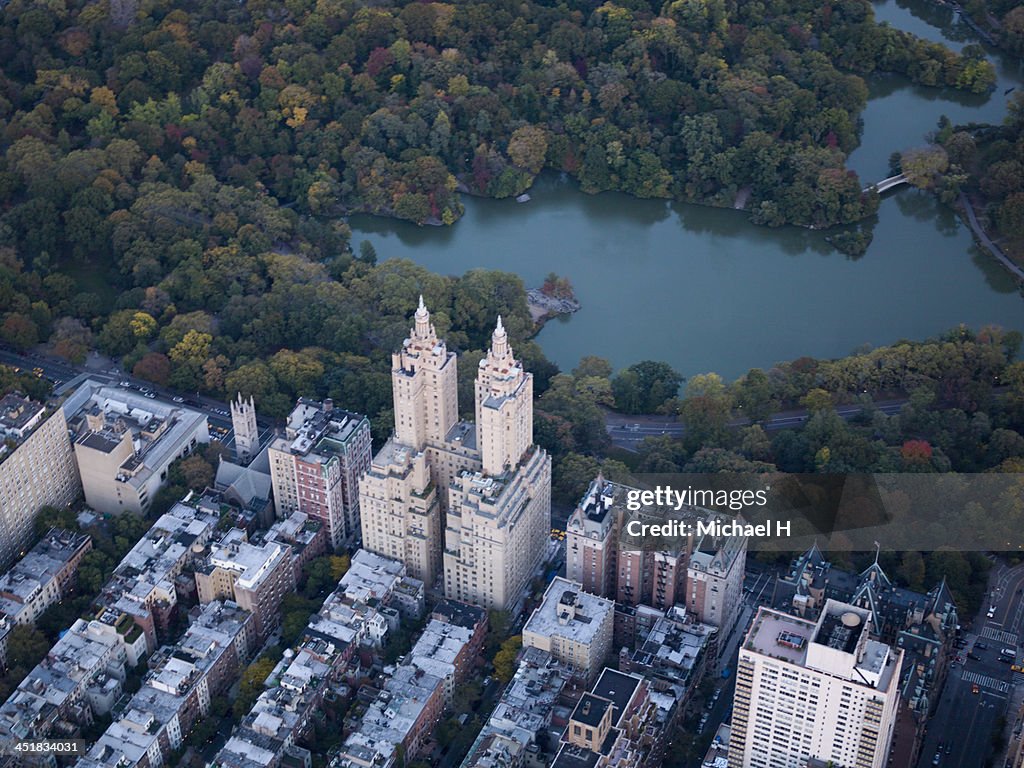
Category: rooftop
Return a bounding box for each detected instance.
[550,744,600,768]
[337,611,480,767]
[0,618,125,739]
[65,380,209,490]
[0,528,90,617]
[570,693,611,729]
[589,668,642,728]
[744,602,898,691]
[524,577,613,648]
[628,609,715,682]
[744,608,816,665]
[97,500,220,624]
[278,398,367,460]
[81,602,252,767]
[0,392,45,439]
[340,548,406,603]
[206,528,289,590]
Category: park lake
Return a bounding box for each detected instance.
[351,0,1024,381]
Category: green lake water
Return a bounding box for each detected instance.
[351,0,1024,380]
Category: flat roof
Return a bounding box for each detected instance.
[524,578,613,649]
[571,693,611,728]
[551,744,600,768]
[744,608,816,666]
[589,668,641,727]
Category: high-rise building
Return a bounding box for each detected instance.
[728,601,903,768]
[474,316,533,476]
[231,393,259,463]
[359,441,441,586]
[269,398,372,549]
[0,393,81,570]
[392,296,459,451]
[360,300,551,613]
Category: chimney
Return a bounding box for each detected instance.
[323,398,333,413]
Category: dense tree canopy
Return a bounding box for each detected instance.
[940,94,1024,268]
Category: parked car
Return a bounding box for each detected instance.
[145,392,157,399]
[173,396,184,403]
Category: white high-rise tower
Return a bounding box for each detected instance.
[231,393,259,462]
[729,600,903,768]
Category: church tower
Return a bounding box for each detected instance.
[391,296,459,451]
[231,393,258,462]
[475,316,533,476]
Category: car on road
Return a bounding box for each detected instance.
[988,607,996,618]
[967,652,981,660]
[932,752,940,765]
[173,396,184,403]
[976,642,988,650]
[972,684,980,694]
[120,380,130,386]
[145,392,156,399]
[945,744,951,755]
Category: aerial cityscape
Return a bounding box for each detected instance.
[0,0,1023,767]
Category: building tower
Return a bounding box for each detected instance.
[392,296,459,451]
[268,399,372,550]
[728,601,903,768]
[361,305,552,610]
[231,393,259,462]
[475,316,533,476]
[442,316,551,612]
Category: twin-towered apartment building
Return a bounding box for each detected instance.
[357,299,552,613]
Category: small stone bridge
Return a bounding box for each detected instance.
[863,173,908,195]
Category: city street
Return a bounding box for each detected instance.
[0,346,276,449]
[603,401,910,451]
[916,562,1024,768]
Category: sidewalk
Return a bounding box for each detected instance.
[959,191,1024,283]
